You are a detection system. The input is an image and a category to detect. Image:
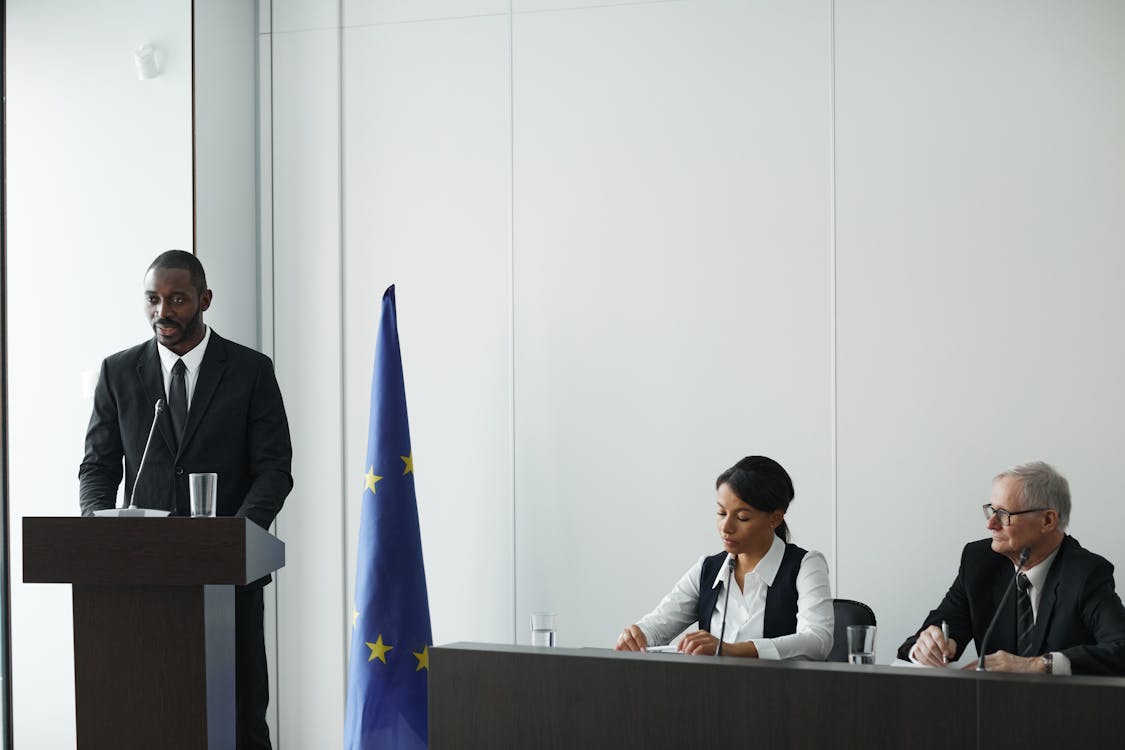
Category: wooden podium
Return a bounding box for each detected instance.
[23,517,285,750]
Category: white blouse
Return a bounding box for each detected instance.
[635,533,834,660]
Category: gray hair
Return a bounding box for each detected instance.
[994,461,1071,531]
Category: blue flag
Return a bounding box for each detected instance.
[344,286,432,749]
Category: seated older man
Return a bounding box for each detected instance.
[898,461,1125,675]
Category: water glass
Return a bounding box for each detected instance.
[847,624,876,665]
[189,472,218,517]
[530,612,557,647]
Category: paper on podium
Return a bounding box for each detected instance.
[645,645,680,653]
[92,507,171,517]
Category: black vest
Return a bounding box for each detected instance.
[697,542,808,638]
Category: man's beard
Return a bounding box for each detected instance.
[154,308,203,347]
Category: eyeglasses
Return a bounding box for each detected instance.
[982,504,1050,526]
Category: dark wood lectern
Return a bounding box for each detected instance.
[23,517,285,750]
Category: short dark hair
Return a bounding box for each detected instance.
[716,456,795,542]
[147,250,207,294]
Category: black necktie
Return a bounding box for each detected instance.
[1016,573,1035,656]
[169,359,188,449]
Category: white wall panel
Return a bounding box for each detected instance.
[6,0,193,746]
[342,15,514,647]
[260,0,272,33]
[514,0,676,14]
[835,0,1125,663]
[512,0,833,648]
[270,27,346,749]
[195,0,261,350]
[273,0,338,32]
[345,0,507,27]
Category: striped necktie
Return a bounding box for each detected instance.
[1016,573,1035,656]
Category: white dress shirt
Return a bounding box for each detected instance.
[636,534,834,660]
[156,325,211,409]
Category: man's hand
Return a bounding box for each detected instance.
[963,650,1044,673]
[912,625,957,667]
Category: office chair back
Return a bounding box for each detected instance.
[827,598,877,662]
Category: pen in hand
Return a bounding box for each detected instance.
[941,621,950,664]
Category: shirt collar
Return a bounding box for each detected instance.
[157,324,211,374]
[711,533,786,589]
[1022,543,1060,592]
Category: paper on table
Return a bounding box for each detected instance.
[890,658,961,668]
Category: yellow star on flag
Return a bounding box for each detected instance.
[366,634,392,664]
[413,645,429,671]
[365,467,383,495]
[401,453,414,476]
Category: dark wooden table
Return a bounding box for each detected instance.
[431,642,1125,750]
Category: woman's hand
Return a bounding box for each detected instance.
[615,624,648,651]
[678,631,721,655]
[677,631,759,657]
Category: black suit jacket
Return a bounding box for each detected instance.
[897,536,1125,675]
[79,331,293,532]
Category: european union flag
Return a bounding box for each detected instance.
[344,286,432,749]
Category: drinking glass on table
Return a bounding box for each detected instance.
[531,612,557,647]
[847,625,876,665]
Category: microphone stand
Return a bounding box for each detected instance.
[92,399,172,518]
[977,547,1031,671]
[716,556,736,656]
[129,399,165,510]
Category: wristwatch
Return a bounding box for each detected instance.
[1041,652,1053,675]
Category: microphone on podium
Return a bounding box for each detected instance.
[976,547,1031,671]
[92,399,171,518]
[130,398,165,510]
[716,556,736,656]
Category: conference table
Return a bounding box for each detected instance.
[430,642,1125,749]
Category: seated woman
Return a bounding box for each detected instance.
[615,455,833,659]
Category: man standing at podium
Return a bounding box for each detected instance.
[79,250,293,749]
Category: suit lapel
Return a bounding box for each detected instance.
[181,332,227,451]
[135,340,177,454]
[991,565,1018,653]
[1031,538,1068,654]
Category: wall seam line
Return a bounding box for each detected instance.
[829,0,840,599]
[508,0,518,646]
[265,5,281,746]
[337,0,350,725]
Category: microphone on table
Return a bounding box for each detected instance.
[127,398,165,510]
[976,547,1031,671]
[716,556,736,657]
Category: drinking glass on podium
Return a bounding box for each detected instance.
[189,473,217,517]
[531,612,557,647]
[847,625,876,665]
